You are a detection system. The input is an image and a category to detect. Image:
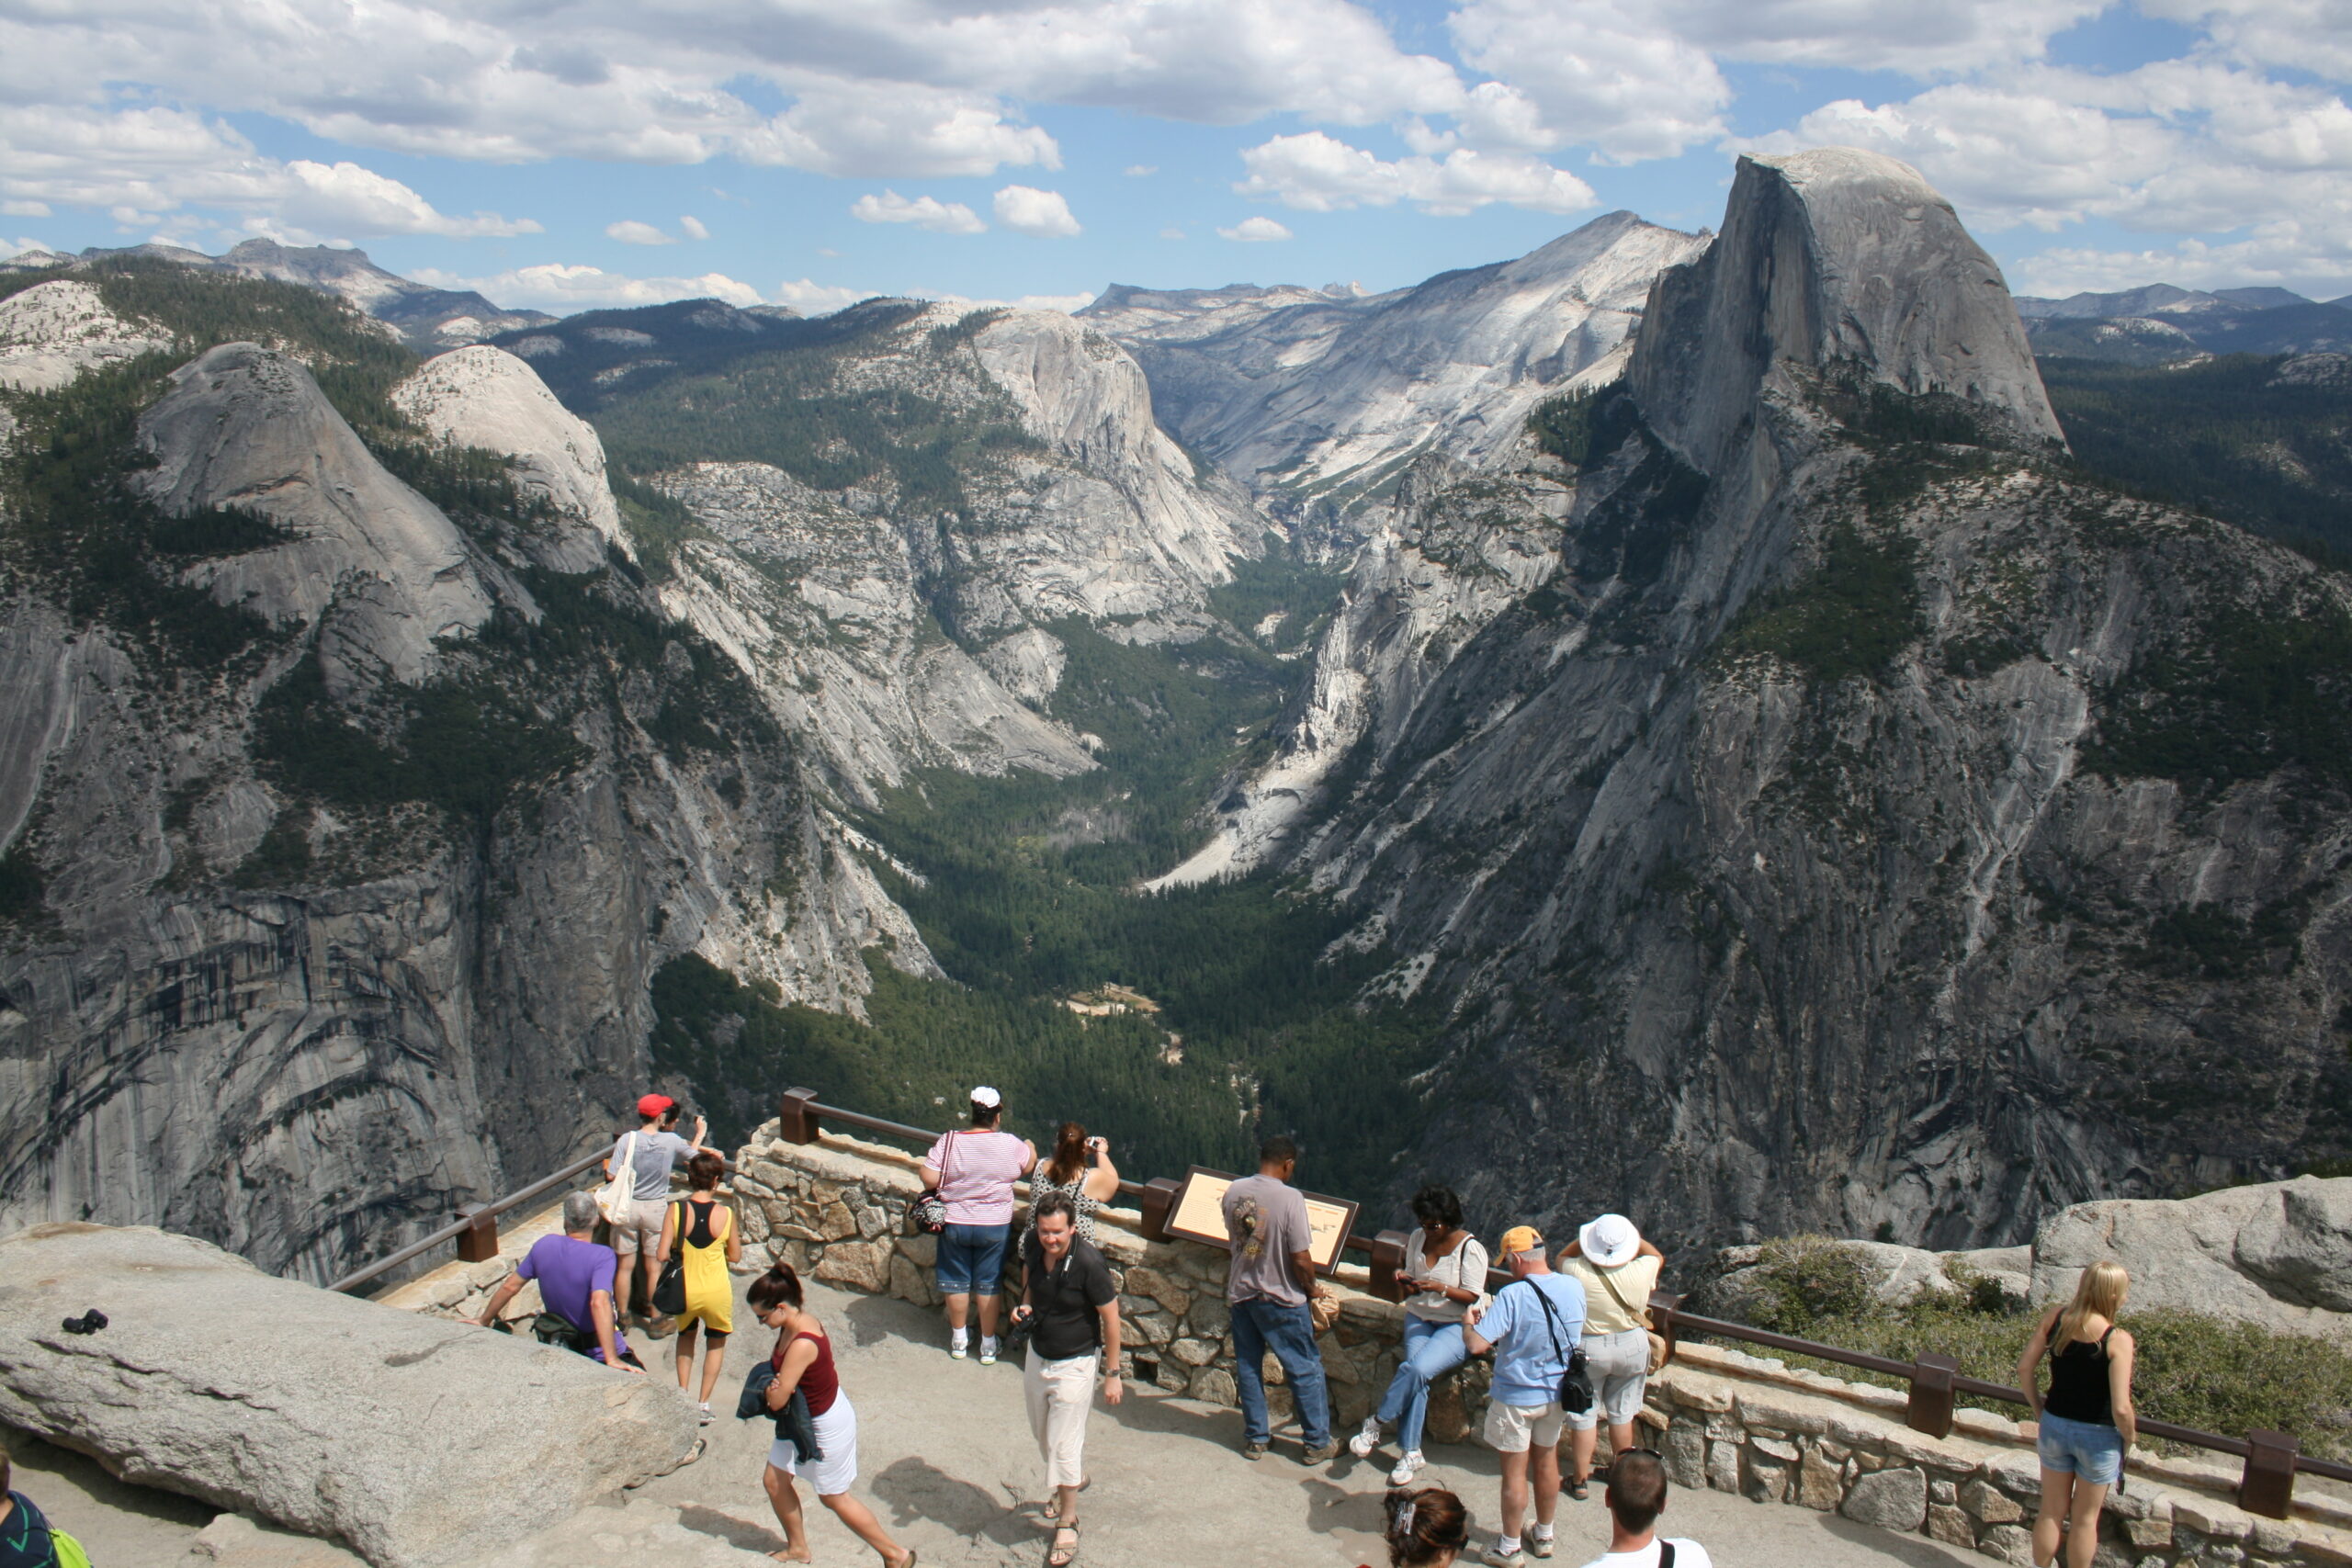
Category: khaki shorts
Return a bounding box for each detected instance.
[608,1196,666,1256]
[1483,1398,1566,1453]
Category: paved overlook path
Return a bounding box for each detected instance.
[7,1273,1981,1567]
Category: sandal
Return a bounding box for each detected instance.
[1047,1521,1080,1566]
[1565,1477,1589,1501]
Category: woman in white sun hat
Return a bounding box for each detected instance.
[1555,1213,1666,1501]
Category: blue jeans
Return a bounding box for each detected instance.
[1230,1297,1331,1448]
[1374,1317,1468,1453]
[935,1222,1009,1296]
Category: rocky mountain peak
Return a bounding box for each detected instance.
[1630,147,2064,476]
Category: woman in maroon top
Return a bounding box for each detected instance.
[752,1262,915,1567]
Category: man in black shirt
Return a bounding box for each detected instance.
[1012,1192,1123,1568]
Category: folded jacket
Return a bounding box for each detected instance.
[735,1361,822,1463]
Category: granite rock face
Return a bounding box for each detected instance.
[1629,148,2065,479]
[0,280,171,393]
[390,345,627,570]
[1189,147,2352,1253]
[0,1224,696,1568]
[1083,211,1707,549]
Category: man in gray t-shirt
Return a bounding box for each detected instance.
[1219,1136,1334,1462]
[605,1093,718,1325]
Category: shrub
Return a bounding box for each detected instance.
[1737,1235,1877,1333]
[1721,524,1923,682]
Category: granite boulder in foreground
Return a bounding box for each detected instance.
[0,1224,698,1568]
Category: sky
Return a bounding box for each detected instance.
[3,0,2350,317]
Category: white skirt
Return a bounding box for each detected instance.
[767,1393,859,1496]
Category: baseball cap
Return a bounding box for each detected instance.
[1581,1213,1642,1268]
[970,1086,1002,1109]
[637,1093,676,1118]
[1498,1224,1544,1258]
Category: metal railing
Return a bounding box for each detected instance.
[326,1084,2338,1521]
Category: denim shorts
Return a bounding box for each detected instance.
[935,1222,1010,1295]
[2038,1411,2124,1486]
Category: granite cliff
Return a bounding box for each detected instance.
[1175,149,2352,1253]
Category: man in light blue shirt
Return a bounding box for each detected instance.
[1464,1224,1587,1565]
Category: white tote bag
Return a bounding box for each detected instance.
[595,1131,640,1224]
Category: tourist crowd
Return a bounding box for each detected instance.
[421,1085,2137,1568]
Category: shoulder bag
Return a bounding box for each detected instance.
[651,1199,690,1316]
[1593,1260,1670,1373]
[911,1131,955,1235]
[594,1130,640,1224]
[1514,1278,1592,1415]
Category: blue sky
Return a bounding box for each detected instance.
[4,0,2348,315]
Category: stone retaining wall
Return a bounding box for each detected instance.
[722,1123,2352,1568]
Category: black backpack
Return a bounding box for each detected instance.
[1510,1277,1592,1415]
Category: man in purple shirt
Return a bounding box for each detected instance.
[475,1190,644,1371]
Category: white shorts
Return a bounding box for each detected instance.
[1564,1328,1651,1431]
[1484,1398,1566,1454]
[768,1395,859,1496]
[609,1196,666,1257]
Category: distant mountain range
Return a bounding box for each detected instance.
[0,239,556,350]
[2015,282,2352,364]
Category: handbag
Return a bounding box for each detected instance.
[1521,1279,1592,1416]
[911,1130,955,1235]
[595,1130,640,1225]
[1593,1261,1670,1373]
[651,1201,689,1317]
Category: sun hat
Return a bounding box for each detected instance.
[1580,1213,1642,1269]
[637,1093,675,1118]
[1498,1224,1545,1259]
[971,1085,1003,1109]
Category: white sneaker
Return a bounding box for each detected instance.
[950,1332,969,1360]
[1388,1450,1425,1486]
[1480,1545,1524,1568]
[979,1337,1001,1366]
[696,1402,713,1427]
[1349,1416,1382,1459]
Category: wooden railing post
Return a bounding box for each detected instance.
[2241,1429,2299,1518]
[1369,1230,1409,1302]
[1137,1178,1182,1244]
[454,1204,499,1265]
[777,1088,821,1145]
[1648,1289,1680,1366]
[1906,1352,1959,1439]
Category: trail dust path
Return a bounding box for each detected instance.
[6,1271,1983,1566]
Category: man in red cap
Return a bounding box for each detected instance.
[605,1093,720,1329]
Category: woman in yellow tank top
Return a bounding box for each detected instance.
[656,1150,742,1423]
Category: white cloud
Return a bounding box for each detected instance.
[1660,0,2106,75]
[1217,215,1293,242]
[1235,131,1596,216]
[2139,0,2352,81]
[679,215,709,240]
[1447,0,1731,163]
[413,262,763,311]
[993,185,1081,238]
[0,236,51,258]
[850,190,988,234]
[1125,164,1158,176]
[605,219,676,245]
[775,277,872,314]
[0,104,537,242]
[1159,225,1186,239]
[2,200,51,218]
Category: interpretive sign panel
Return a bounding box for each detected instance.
[1162,1165,1361,1275]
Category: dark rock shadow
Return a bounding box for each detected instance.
[870,1455,1032,1548]
[1815,1513,1980,1565]
[676,1503,789,1554]
[0,1423,215,1527]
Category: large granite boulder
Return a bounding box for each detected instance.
[0,1225,698,1568]
[1690,1238,2032,1321]
[2033,1175,2352,1339]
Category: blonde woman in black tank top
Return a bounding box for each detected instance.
[2017,1261,2137,1568]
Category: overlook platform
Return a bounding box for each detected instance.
[10,1267,1977,1567]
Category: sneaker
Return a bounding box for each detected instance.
[1300,1439,1340,1465]
[1526,1528,1555,1560]
[1480,1546,1524,1567]
[1349,1416,1383,1459]
[950,1340,969,1360]
[979,1337,1001,1366]
[1243,1440,1268,1461]
[1388,1450,1425,1487]
[696,1402,713,1427]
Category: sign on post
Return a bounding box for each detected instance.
[1161,1166,1361,1276]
